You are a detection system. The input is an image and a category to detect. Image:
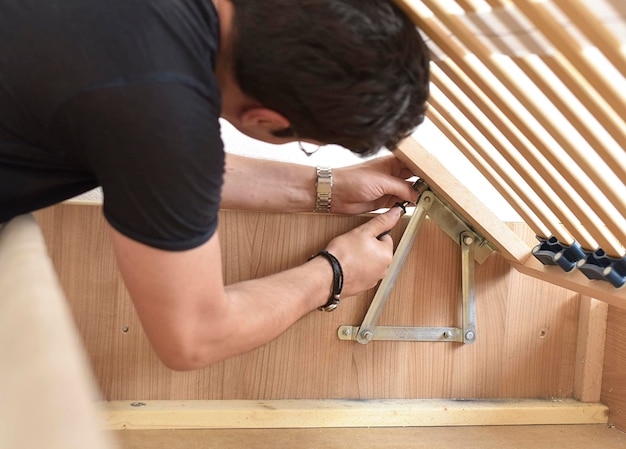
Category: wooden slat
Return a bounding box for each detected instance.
[573,296,609,402]
[102,399,608,430]
[555,0,626,79]
[426,106,552,238]
[428,67,574,241]
[513,56,626,183]
[393,0,626,256]
[394,137,531,264]
[511,0,626,119]
[466,0,626,248]
[542,54,626,163]
[481,0,626,180]
[424,30,605,250]
[422,0,626,255]
[432,60,599,249]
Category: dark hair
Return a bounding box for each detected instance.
[229,0,430,155]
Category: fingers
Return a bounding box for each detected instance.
[380,178,420,206]
[367,206,403,241]
[375,157,420,204]
[381,155,415,179]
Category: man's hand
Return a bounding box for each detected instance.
[332,155,419,214]
[221,153,418,215]
[324,206,402,297]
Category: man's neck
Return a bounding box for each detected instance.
[212,0,257,122]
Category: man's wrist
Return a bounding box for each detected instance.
[307,249,343,312]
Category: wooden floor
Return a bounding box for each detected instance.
[112,425,626,449]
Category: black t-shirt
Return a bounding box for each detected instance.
[0,0,225,251]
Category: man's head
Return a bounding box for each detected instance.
[228,0,430,156]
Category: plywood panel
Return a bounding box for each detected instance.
[35,204,580,401]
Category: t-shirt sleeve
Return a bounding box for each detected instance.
[50,80,225,251]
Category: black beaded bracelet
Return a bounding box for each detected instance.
[309,249,344,312]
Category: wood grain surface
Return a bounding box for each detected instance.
[110,425,626,449]
[35,204,580,401]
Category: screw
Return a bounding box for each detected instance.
[121,326,129,334]
[361,330,374,342]
[341,328,352,337]
[463,235,474,246]
[443,330,453,339]
[130,402,146,408]
[465,331,475,341]
[423,196,431,203]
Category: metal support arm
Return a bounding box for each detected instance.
[338,187,488,344]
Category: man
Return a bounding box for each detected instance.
[0,0,429,369]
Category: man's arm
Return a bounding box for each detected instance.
[220,153,419,213]
[108,207,402,370]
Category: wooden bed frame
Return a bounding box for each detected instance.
[3,0,625,447]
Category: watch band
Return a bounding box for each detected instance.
[315,166,332,213]
[308,249,343,312]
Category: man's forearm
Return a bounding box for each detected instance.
[166,256,334,370]
[221,153,317,212]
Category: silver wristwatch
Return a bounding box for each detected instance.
[315,166,333,213]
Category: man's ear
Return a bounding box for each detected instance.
[238,108,293,143]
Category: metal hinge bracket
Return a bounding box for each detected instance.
[338,184,490,344]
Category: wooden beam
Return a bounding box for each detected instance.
[111,425,626,449]
[602,306,626,431]
[574,296,609,402]
[394,136,531,264]
[102,399,608,430]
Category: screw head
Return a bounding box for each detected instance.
[341,328,352,337]
[130,402,146,408]
[465,331,475,341]
[361,330,374,341]
[463,236,474,246]
[443,330,453,339]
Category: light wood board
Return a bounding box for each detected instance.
[111,425,626,449]
[602,306,626,430]
[574,297,608,402]
[0,215,116,449]
[102,399,607,430]
[394,137,532,264]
